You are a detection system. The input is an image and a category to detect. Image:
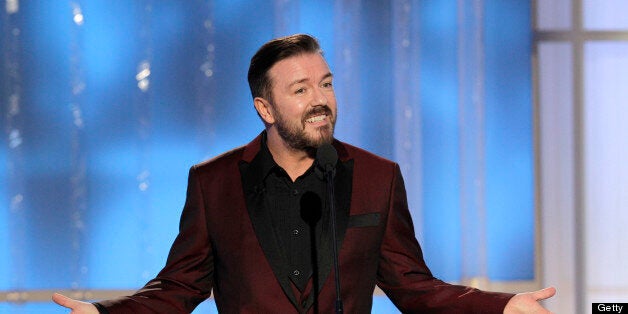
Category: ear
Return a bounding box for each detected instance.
[254,97,275,124]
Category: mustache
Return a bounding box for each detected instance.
[303,106,332,121]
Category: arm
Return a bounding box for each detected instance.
[376,164,513,313]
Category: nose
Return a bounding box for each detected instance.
[312,86,329,106]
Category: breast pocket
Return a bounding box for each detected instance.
[347,213,380,228]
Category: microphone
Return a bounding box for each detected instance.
[316,143,343,314]
[316,143,338,175]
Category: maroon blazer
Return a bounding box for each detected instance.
[98,134,513,313]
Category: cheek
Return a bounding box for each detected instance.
[273,104,305,123]
[280,100,308,116]
[326,92,338,107]
[328,99,338,114]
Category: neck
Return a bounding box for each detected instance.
[266,129,315,181]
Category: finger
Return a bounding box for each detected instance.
[533,287,557,301]
[52,293,76,308]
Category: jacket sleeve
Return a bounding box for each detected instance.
[95,166,213,313]
[376,164,513,313]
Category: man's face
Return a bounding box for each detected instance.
[266,52,337,150]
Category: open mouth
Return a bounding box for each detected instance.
[305,114,327,123]
[304,106,332,125]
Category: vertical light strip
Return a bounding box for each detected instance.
[273,0,299,37]
[4,0,26,294]
[457,0,487,287]
[537,42,577,313]
[196,0,216,160]
[134,0,153,282]
[572,1,586,313]
[391,0,423,241]
[69,0,88,290]
[333,0,362,145]
[531,0,541,291]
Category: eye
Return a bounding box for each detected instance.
[295,87,306,94]
[322,81,333,89]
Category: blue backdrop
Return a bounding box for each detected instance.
[0,1,533,312]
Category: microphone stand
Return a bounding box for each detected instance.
[325,168,343,314]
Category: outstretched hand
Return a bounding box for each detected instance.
[503,287,556,314]
[52,293,99,314]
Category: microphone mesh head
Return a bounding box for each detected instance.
[316,143,338,172]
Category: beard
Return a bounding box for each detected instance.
[274,104,336,151]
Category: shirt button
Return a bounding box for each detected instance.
[292,189,299,196]
[292,229,299,236]
[293,270,300,276]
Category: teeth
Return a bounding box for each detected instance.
[306,115,326,123]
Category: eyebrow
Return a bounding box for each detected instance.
[288,72,334,87]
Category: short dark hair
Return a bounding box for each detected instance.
[247,34,322,100]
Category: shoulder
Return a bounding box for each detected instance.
[195,145,245,170]
[191,133,263,174]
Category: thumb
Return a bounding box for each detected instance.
[532,287,556,301]
[52,293,78,309]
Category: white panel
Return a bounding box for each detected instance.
[583,0,628,30]
[536,0,571,30]
[584,42,628,303]
[538,42,577,314]
[589,289,628,304]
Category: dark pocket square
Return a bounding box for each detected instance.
[348,213,380,228]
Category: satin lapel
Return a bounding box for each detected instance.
[239,157,298,309]
[334,159,353,247]
[310,159,353,302]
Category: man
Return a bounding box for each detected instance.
[53,34,555,313]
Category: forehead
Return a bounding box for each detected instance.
[268,53,331,84]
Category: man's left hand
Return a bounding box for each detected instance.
[503,286,556,314]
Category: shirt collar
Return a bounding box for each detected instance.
[258,131,323,181]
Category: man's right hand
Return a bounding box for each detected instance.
[52,293,99,314]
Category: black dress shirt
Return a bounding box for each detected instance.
[257,139,327,292]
